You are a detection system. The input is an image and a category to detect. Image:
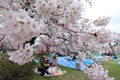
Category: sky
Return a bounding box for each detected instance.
[84,0,120,33]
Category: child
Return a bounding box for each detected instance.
[51,56,57,66]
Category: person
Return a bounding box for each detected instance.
[51,56,57,67]
[55,52,64,57]
[65,53,70,60]
[72,54,77,61]
[38,56,50,76]
[72,53,78,61]
[38,67,50,76]
[107,50,111,56]
[113,54,117,60]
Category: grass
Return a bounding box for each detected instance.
[2,53,120,80]
[32,65,89,80]
[0,54,89,80]
[101,60,120,80]
[0,53,8,57]
[91,52,100,57]
[116,53,120,57]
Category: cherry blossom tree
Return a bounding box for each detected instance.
[107,32,120,54]
[85,62,114,80]
[0,0,115,79]
[0,28,14,52]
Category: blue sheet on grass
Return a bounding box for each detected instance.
[83,58,94,66]
[34,59,39,64]
[118,61,120,66]
[57,57,94,71]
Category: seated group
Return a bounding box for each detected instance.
[34,52,93,76]
[35,55,65,77]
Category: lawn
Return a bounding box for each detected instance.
[101,60,120,80]
[0,53,89,80]
[0,53,8,57]
[1,53,120,80]
[32,65,89,80]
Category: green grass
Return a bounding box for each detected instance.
[91,52,99,57]
[32,65,89,80]
[116,54,120,57]
[101,60,120,80]
[0,53,89,80]
[0,53,8,57]
[2,52,120,80]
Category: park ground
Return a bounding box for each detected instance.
[0,53,120,80]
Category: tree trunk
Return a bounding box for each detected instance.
[109,42,115,55]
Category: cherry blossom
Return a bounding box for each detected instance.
[1,10,41,45]
[8,43,34,65]
[85,63,114,80]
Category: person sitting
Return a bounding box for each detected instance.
[39,56,50,76]
[72,53,78,61]
[113,54,117,61]
[66,53,72,61]
[51,56,57,66]
[55,52,64,57]
[38,67,50,76]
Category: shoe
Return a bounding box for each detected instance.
[44,73,49,77]
[44,73,52,77]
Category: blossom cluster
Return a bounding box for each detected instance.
[0,0,22,11]
[96,28,111,44]
[8,43,34,65]
[1,10,41,45]
[85,63,114,80]
[34,35,56,52]
[35,0,83,26]
[93,17,110,27]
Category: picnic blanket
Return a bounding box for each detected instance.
[34,67,66,77]
[57,57,94,71]
[34,59,39,64]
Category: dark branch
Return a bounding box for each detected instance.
[0,34,6,42]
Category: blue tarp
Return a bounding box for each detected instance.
[118,61,120,66]
[93,56,107,62]
[34,59,39,64]
[34,57,94,71]
[83,58,94,66]
[94,56,102,59]
[57,57,94,71]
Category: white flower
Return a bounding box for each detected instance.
[16,10,30,22]
[11,2,21,11]
[86,63,114,80]
[8,45,34,65]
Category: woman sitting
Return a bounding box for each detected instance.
[38,56,50,76]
